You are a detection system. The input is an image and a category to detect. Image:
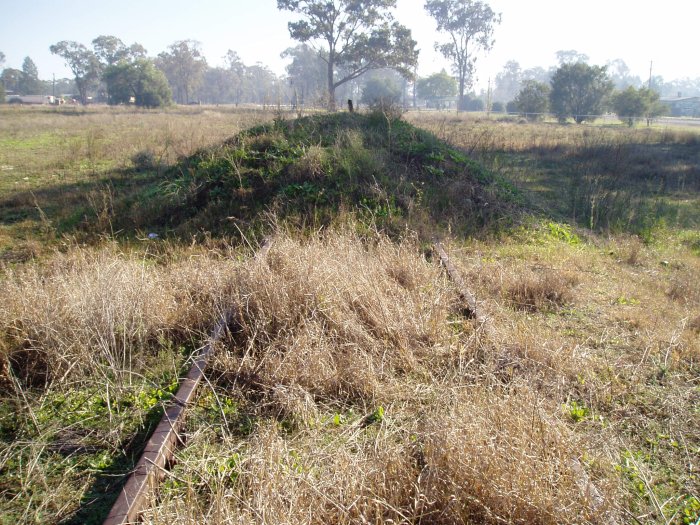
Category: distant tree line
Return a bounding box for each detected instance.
[2,0,699,116]
[501,53,668,125]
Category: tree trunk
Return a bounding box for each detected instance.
[458,76,465,112]
[77,79,88,105]
[327,53,336,111]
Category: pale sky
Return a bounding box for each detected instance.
[1,0,698,90]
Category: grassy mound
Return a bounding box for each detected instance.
[153,112,520,239]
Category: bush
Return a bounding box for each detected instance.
[361,77,402,110]
[131,149,158,171]
[514,80,550,121]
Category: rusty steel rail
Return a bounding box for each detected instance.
[103,238,273,525]
[433,240,488,325]
[434,240,614,521]
[103,316,229,525]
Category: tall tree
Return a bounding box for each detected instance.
[493,60,521,102]
[244,63,280,106]
[92,35,146,67]
[425,0,501,111]
[549,63,614,123]
[277,0,419,110]
[0,51,5,68]
[156,40,207,104]
[416,70,457,108]
[606,58,641,89]
[20,57,42,95]
[283,44,327,107]
[555,49,589,66]
[224,50,247,106]
[522,66,551,84]
[50,41,101,104]
[103,58,171,107]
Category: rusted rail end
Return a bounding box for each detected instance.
[433,240,487,325]
[104,239,274,524]
[103,316,229,525]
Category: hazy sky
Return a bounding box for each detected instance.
[1,0,698,90]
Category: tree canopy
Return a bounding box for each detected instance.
[361,76,402,108]
[156,40,207,104]
[416,70,457,107]
[92,35,146,67]
[50,41,101,104]
[555,49,589,66]
[20,57,42,95]
[493,60,521,103]
[425,0,500,110]
[283,44,327,107]
[277,0,418,110]
[549,63,614,123]
[514,80,550,120]
[612,86,665,126]
[103,58,171,107]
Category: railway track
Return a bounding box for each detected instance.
[102,238,607,523]
[103,314,230,525]
[103,239,273,525]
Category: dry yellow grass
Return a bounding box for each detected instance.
[1,108,698,524]
[135,231,620,525]
[2,225,696,524]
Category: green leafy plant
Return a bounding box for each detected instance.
[565,400,588,423]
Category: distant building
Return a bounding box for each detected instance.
[660,96,700,117]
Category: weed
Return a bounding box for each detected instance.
[565,400,589,422]
[547,222,580,245]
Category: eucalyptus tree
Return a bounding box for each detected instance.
[425,0,500,110]
[224,50,247,106]
[282,44,327,107]
[50,41,101,104]
[277,0,419,110]
[493,60,521,103]
[92,35,147,67]
[156,40,207,104]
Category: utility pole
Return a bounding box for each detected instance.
[486,77,492,117]
[648,61,653,90]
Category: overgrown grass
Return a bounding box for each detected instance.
[0,239,247,523]
[154,111,519,240]
[0,105,273,259]
[1,107,698,524]
[407,112,700,239]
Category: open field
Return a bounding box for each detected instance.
[0,105,274,260]
[0,106,698,524]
